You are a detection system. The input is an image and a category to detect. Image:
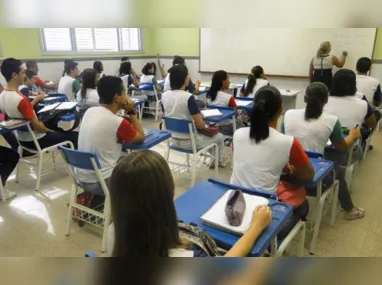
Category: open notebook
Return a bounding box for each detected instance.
[235,100,252,107]
[38,102,78,114]
[0,119,27,129]
[144,129,152,136]
[201,190,269,236]
[201,109,223,118]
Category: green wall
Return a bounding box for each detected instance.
[1,28,382,60]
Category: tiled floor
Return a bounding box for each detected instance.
[1,117,382,257]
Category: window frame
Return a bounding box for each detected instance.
[39,28,144,55]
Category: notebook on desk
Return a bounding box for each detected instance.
[201,190,269,236]
[235,100,252,107]
[201,109,223,118]
[38,102,78,114]
[144,129,152,136]
[0,119,27,129]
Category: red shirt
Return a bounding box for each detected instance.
[34,76,45,88]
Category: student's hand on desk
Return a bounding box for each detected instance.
[195,80,201,87]
[250,206,272,232]
[349,128,361,140]
[36,94,45,102]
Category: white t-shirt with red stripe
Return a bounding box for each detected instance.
[207,91,236,108]
[76,106,137,183]
[0,90,44,141]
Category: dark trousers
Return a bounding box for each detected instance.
[2,132,19,151]
[20,131,79,150]
[0,146,20,186]
[278,199,309,241]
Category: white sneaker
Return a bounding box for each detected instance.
[0,188,17,201]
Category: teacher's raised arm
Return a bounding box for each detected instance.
[309,41,348,89]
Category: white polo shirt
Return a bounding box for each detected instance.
[163,74,171,91]
[240,78,269,98]
[312,55,333,70]
[230,127,308,192]
[77,106,137,183]
[161,89,200,139]
[76,88,100,109]
[207,91,235,107]
[356,74,381,104]
[58,75,78,101]
[324,96,368,128]
[283,109,341,154]
[140,75,155,84]
[0,90,45,141]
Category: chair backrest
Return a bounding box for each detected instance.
[58,146,101,170]
[163,117,194,134]
[305,151,323,159]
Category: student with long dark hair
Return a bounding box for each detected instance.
[324,69,377,153]
[239,66,269,98]
[207,70,243,136]
[107,150,272,257]
[140,62,161,91]
[282,82,365,220]
[162,64,225,167]
[76,68,100,110]
[58,60,81,101]
[231,86,315,238]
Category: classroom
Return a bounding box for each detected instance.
[1,28,382,258]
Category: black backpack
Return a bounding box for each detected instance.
[39,109,81,132]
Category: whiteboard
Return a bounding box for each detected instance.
[200,28,377,77]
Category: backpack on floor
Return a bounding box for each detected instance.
[178,221,224,257]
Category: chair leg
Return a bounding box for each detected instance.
[310,195,325,255]
[298,222,306,257]
[191,156,198,186]
[66,185,76,237]
[52,151,56,170]
[0,181,6,203]
[155,102,159,121]
[186,154,190,171]
[101,199,111,253]
[214,145,218,178]
[35,152,44,191]
[15,146,23,183]
[330,181,339,227]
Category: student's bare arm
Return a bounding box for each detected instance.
[293,161,315,181]
[192,113,206,130]
[130,114,145,144]
[332,128,361,152]
[29,117,52,133]
[364,114,377,129]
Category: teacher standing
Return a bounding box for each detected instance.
[309,41,348,89]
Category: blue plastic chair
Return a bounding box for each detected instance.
[133,83,161,121]
[59,146,111,253]
[163,117,219,186]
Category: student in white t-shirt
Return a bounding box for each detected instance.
[0,58,79,149]
[77,76,145,195]
[107,150,272,257]
[239,66,269,98]
[324,69,377,151]
[206,70,243,136]
[356,57,382,108]
[140,62,161,91]
[231,85,315,239]
[76,68,100,110]
[282,82,365,220]
[118,61,147,101]
[162,64,225,167]
[58,61,81,101]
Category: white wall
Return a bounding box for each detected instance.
[36,57,382,110]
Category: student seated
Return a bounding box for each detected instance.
[118,61,147,101]
[239,66,269,98]
[58,61,81,101]
[140,63,161,91]
[26,61,58,90]
[356,57,382,108]
[282,82,365,220]
[231,86,315,239]
[76,69,100,110]
[206,70,244,136]
[162,64,225,167]
[151,61,167,79]
[107,150,272,257]
[93,61,105,78]
[76,76,144,195]
[0,146,20,200]
[0,58,79,149]
[324,69,377,154]
[19,70,46,108]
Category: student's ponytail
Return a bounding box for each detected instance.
[249,86,282,143]
[207,70,228,102]
[304,82,328,121]
[244,66,264,97]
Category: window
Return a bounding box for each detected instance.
[41,28,142,53]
